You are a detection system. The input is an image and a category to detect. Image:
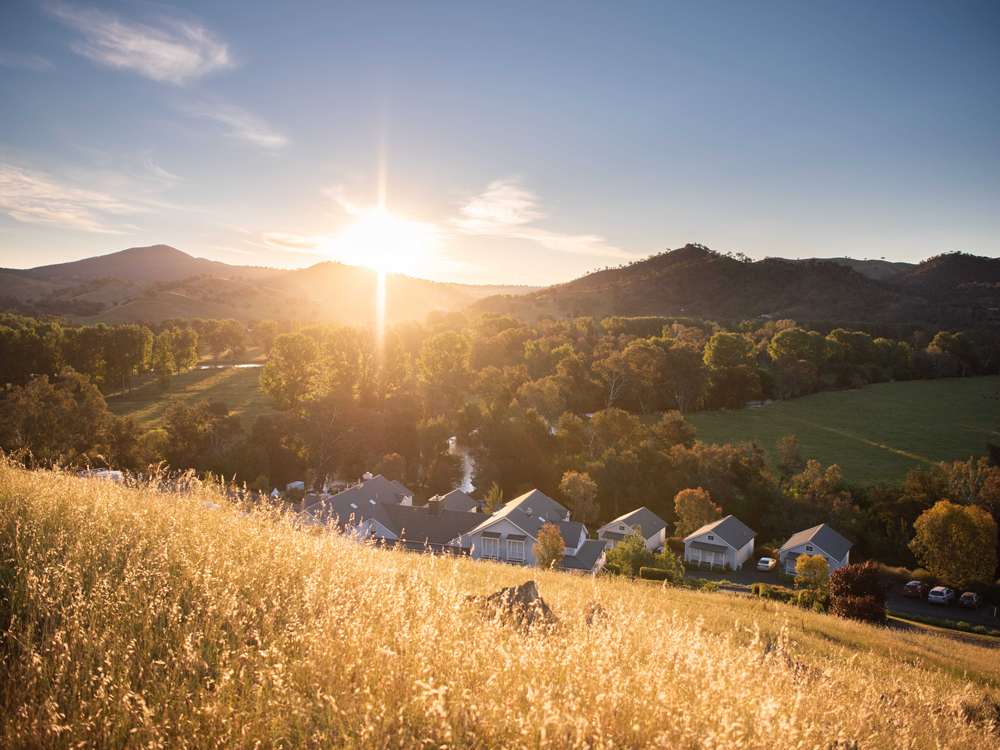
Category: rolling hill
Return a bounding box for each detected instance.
[0,245,538,325]
[473,244,1000,326]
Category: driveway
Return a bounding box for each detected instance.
[686,565,1000,628]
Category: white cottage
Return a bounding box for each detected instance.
[453,489,607,574]
[596,507,668,551]
[683,515,756,571]
[778,524,852,575]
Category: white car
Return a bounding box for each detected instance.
[927,586,955,605]
[757,557,776,571]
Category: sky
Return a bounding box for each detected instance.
[0,0,998,286]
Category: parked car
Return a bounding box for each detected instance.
[902,580,931,598]
[927,586,955,605]
[757,557,776,571]
[958,592,982,609]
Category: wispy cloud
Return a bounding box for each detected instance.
[0,50,54,71]
[49,4,231,85]
[453,179,630,258]
[0,162,142,234]
[179,101,288,150]
[260,233,330,253]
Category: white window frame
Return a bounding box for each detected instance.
[507,539,524,562]
[482,537,499,559]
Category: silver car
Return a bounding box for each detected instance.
[757,557,776,571]
[927,586,954,605]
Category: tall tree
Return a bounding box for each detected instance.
[533,523,565,569]
[260,332,319,411]
[673,487,722,537]
[910,500,998,585]
[559,470,599,525]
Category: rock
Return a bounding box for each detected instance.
[468,580,558,631]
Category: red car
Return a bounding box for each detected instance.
[902,580,930,598]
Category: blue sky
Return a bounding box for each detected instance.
[1,1,998,285]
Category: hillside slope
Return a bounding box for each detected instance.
[474,244,999,325]
[2,463,998,749]
[1,244,277,283]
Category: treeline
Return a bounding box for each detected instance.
[2,309,999,586]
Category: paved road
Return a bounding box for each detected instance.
[687,565,1000,628]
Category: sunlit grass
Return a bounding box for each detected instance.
[106,367,270,429]
[686,376,1000,484]
[1,461,998,748]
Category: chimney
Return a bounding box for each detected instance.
[363,471,373,481]
[427,499,442,516]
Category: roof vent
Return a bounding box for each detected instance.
[350,503,357,509]
[526,507,532,517]
[369,499,376,505]
[363,471,373,481]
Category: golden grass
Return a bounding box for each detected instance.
[1,462,998,749]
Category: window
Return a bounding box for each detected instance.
[482,537,499,558]
[707,535,715,541]
[507,540,524,561]
[805,545,813,552]
[619,525,625,531]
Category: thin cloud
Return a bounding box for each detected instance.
[260,233,330,252]
[454,179,631,258]
[0,50,54,71]
[179,101,288,150]
[49,4,231,85]
[0,162,142,234]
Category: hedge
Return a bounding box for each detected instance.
[639,567,672,582]
[603,564,621,575]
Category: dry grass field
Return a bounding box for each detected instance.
[1,462,999,748]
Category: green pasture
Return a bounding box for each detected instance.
[685,376,1000,485]
[106,366,272,430]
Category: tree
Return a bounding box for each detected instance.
[829,561,887,625]
[910,500,998,585]
[650,411,696,450]
[794,554,830,592]
[260,332,319,411]
[417,330,470,411]
[704,332,756,371]
[222,319,248,361]
[663,346,708,413]
[0,367,109,468]
[482,482,504,514]
[152,330,175,391]
[533,523,565,569]
[673,487,721,537]
[163,399,242,470]
[170,326,200,372]
[105,415,146,470]
[767,327,817,363]
[373,453,407,482]
[592,349,629,408]
[605,526,684,579]
[559,470,599,525]
[253,320,281,356]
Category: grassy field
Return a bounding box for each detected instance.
[686,376,1000,485]
[106,366,272,430]
[2,463,999,748]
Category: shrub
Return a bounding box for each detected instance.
[991,630,1000,638]
[912,568,936,585]
[603,563,621,575]
[876,563,912,583]
[797,590,830,611]
[666,536,685,554]
[973,625,989,635]
[830,561,888,625]
[639,567,672,582]
[755,546,778,560]
[779,573,795,583]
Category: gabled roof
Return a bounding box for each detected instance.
[600,507,667,539]
[436,489,479,513]
[561,539,607,571]
[303,474,412,515]
[466,489,573,541]
[684,515,756,549]
[780,524,852,561]
[382,504,481,546]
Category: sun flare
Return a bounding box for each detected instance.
[333,208,436,275]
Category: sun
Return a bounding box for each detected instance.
[334,208,436,275]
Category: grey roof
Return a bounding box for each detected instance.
[300,475,414,533]
[382,504,481,546]
[689,540,728,553]
[466,489,574,541]
[603,507,668,539]
[437,489,479,513]
[561,539,607,571]
[600,531,625,541]
[506,533,527,541]
[780,524,852,561]
[482,530,501,539]
[685,515,757,549]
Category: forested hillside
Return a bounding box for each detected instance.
[474,245,1000,328]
